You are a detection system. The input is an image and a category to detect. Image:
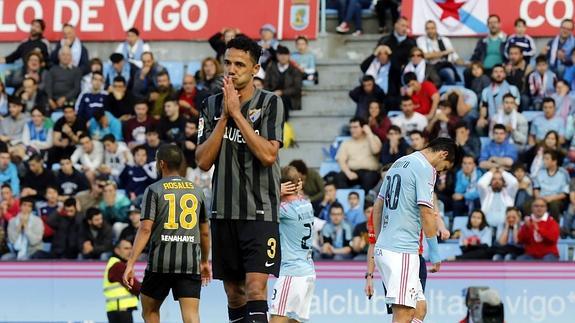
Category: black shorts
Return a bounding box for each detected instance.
[211,219,281,281]
[141,271,201,301]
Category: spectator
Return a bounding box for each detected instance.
[123,98,156,149]
[513,163,533,209]
[20,153,56,200]
[374,0,399,33]
[81,58,103,93]
[426,99,459,139]
[468,15,506,79]
[492,207,524,261]
[209,28,242,62]
[454,121,481,159]
[321,203,353,260]
[45,46,82,111]
[367,100,391,142]
[478,65,520,127]
[56,156,90,198]
[99,181,131,236]
[490,93,528,147]
[181,120,198,170]
[563,51,575,91]
[288,159,325,212]
[88,110,123,141]
[115,28,151,69]
[258,24,279,71]
[334,0,372,36]
[132,52,166,99]
[505,45,533,97]
[71,133,104,180]
[377,17,416,69]
[552,80,574,125]
[42,197,82,259]
[380,125,409,165]
[403,71,440,119]
[504,18,537,62]
[264,45,303,116]
[292,36,318,86]
[565,179,575,238]
[528,55,558,110]
[148,71,177,118]
[350,201,373,259]
[417,20,463,85]
[178,75,199,120]
[2,197,44,260]
[0,96,29,148]
[345,191,364,227]
[6,51,47,92]
[15,107,52,161]
[0,184,20,223]
[119,146,156,202]
[75,71,107,121]
[0,80,7,116]
[157,95,186,143]
[19,77,49,114]
[41,187,61,238]
[318,182,338,221]
[402,47,441,87]
[453,156,483,217]
[479,124,518,171]
[50,105,87,166]
[78,207,113,260]
[525,130,565,177]
[105,53,138,91]
[478,168,518,227]
[455,210,493,260]
[195,57,224,105]
[350,75,387,120]
[335,117,382,192]
[529,98,564,145]
[360,45,401,108]
[119,206,142,244]
[50,24,90,74]
[75,175,107,211]
[436,169,456,214]
[104,76,135,121]
[469,61,491,97]
[143,127,162,164]
[543,18,575,77]
[532,150,569,221]
[408,130,427,152]
[391,96,428,135]
[0,147,19,194]
[101,134,134,181]
[0,19,49,64]
[517,198,560,261]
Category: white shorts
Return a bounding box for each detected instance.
[270,275,316,322]
[374,247,425,309]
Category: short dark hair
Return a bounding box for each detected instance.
[361,75,375,83]
[388,125,402,134]
[502,93,516,101]
[508,45,523,54]
[133,145,147,155]
[30,106,45,116]
[113,76,126,85]
[506,206,522,217]
[542,97,555,106]
[491,64,504,72]
[62,105,75,111]
[134,97,149,106]
[408,130,424,138]
[289,159,308,175]
[46,185,59,194]
[93,110,106,121]
[28,153,43,164]
[156,144,184,171]
[164,93,179,105]
[295,35,309,44]
[403,72,418,84]
[63,197,77,208]
[32,19,46,31]
[514,18,526,26]
[426,137,458,164]
[493,124,507,132]
[543,149,560,162]
[462,155,476,163]
[349,116,367,127]
[276,45,290,55]
[20,196,35,206]
[330,202,344,213]
[348,191,360,199]
[127,27,140,36]
[226,36,262,65]
[1,184,11,191]
[85,207,102,221]
[101,134,116,143]
[156,70,170,80]
[79,133,92,141]
[438,100,452,109]
[536,54,547,64]
[512,162,527,173]
[110,53,124,63]
[401,96,413,104]
[92,71,103,78]
[454,121,468,131]
[364,200,374,211]
[488,14,501,22]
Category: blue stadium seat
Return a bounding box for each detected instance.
[335,188,365,213]
[5,87,15,95]
[479,136,491,148]
[558,242,572,261]
[319,160,340,177]
[422,239,462,260]
[186,61,202,76]
[522,111,543,122]
[452,216,468,232]
[162,61,185,89]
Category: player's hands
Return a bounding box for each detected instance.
[223,76,241,118]
[438,228,451,240]
[123,262,135,289]
[364,276,374,299]
[429,262,441,273]
[200,261,212,287]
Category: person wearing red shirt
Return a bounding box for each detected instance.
[517,198,560,261]
[178,74,199,120]
[123,98,157,149]
[0,184,20,223]
[404,72,440,119]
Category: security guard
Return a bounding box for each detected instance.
[103,239,141,323]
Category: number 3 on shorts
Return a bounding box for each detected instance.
[267,238,277,259]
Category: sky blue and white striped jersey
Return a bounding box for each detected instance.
[279,198,315,277]
[375,152,436,254]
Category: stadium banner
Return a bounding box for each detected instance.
[0,0,318,42]
[0,262,574,322]
[403,0,575,36]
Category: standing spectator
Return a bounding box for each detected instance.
[123,99,156,149]
[105,53,138,91]
[195,57,223,105]
[425,100,459,139]
[119,146,156,202]
[335,118,382,192]
[132,52,166,99]
[391,96,428,135]
[258,24,280,70]
[78,207,113,260]
[417,20,463,85]
[505,18,537,62]
[478,65,520,126]
[350,75,387,120]
[71,134,104,181]
[492,207,524,260]
[454,121,481,159]
[321,203,353,260]
[374,0,399,33]
[0,147,19,194]
[0,19,49,64]
[478,168,518,227]
[402,47,441,87]
[56,156,90,198]
[360,45,401,108]
[292,36,317,86]
[75,175,107,212]
[345,191,364,227]
[517,198,560,261]
[50,24,90,74]
[99,181,131,234]
[543,19,575,77]
[75,71,107,121]
[20,154,56,200]
[532,150,570,221]
[453,156,483,217]
[209,28,242,62]
[528,55,558,110]
[468,15,507,77]
[43,197,82,259]
[19,77,49,114]
[45,47,82,111]
[81,58,103,93]
[157,96,186,143]
[377,17,416,69]
[0,96,29,148]
[104,76,135,121]
[380,125,409,165]
[469,62,492,97]
[115,28,151,68]
[455,210,493,260]
[101,134,134,181]
[50,105,87,166]
[2,197,44,260]
[148,71,177,118]
[367,100,391,142]
[6,51,48,92]
[403,72,440,119]
[479,124,518,171]
[288,160,325,212]
[88,110,123,141]
[490,93,528,147]
[264,45,303,116]
[505,45,533,96]
[178,75,199,120]
[334,0,372,36]
[529,98,564,145]
[0,184,20,223]
[318,182,338,221]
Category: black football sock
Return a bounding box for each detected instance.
[245,300,269,323]
[228,305,247,323]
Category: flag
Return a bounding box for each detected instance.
[411,0,489,36]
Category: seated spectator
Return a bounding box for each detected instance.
[71,134,104,181]
[408,130,427,152]
[81,58,103,93]
[18,77,49,114]
[40,197,82,259]
[6,51,47,92]
[492,207,524,261]
[56,156,90,198]
[505,45,532,101]
[318,182,338,220]
[543,18,575,77]
[50,105,87,166]
[441,85,478,120]
[181,120,198,170]
[454,121,481,159]
[123,99,156,149]
[209,28,242,62]
[101,134,133,181]
[466,15,506,87]
[468,61,491,97]
[455,210,493,260]
[78,207,113,260]
[132,52,166,99]
[374,0,399,33]
[426,100,459,139]
[345,191,364,228]
[524,130,565,176]
[478,65,520,127]
[479,124,518,171]
[367,100,391,142]
[105,53,138,91]
[335,0,372,36]
[513,163,533,209]
[453,156,483,217]
[380,125,409,165]
[17,107,53,160]
[360,45,401,109]
[528,56,558,110]
[417,20,463,85]
[350,201,373,260]
[292,36,318,86]
[50,24,89,74]
[119,146,156,202]
[0,19,50,65]
[402,47,441,87]
[99,181,131,237]
[37,186,60,241]
[490,93,528,147]
[532,150,569,221]
[0,97,29,148]
[148,71,177,118]
[45,46,82,111]
[75,175,107,212]
[143,127,162,163]
[553,80,574,128]
[0,146,20,194]
[89,110,123,141]
[436,169,456,214]
[264,45,302,116]
[321,203,353,260]
[258,24,279,71]
[115,28,151,68]
[517,198,560,261]
[403,72,440,119]
[178,75,199,120]
[195,57,224,105]
[529,98,565,145]
[478,168,519,227]
[0,80,7,117]
[2,197,44,260]
[505,18,536,63]
[119,206,141,244]
[335,117,382,193]
[0,184,20,223]
[104,77,135,122]
[289,160,325,213]
[75,71,107,121]
[157,96,186,143]
[391,96,428,136]
[377,17,416,68]
[349,75,386,120]
[20,154,56,200]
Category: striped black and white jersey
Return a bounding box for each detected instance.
[141,176,208,274]
[197,88,284,222]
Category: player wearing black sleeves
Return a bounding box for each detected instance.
[123,144,211,323]
[196,36,284,323]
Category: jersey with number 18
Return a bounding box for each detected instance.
[279,198,315,276]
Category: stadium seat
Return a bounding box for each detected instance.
[422,239,462,260]
[522,111,543,122]
[479,137,491,148]
[558,242,572,261]
[335,188,365,213]
[319,160,340,177]
[452,216,468,232]
[186,61,202,76]
[162,61,185,89]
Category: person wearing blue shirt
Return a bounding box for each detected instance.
[345,191,364,227]
[544,19,575,77]
[291,36,317,86]
[532,149,569,221]
[321,203,353,260]
[529,98,565,145]
[75,71,107,121]
[479,124,518,171]
[453,155,483,217]
[0,148,20,196]
[88,110,123,141]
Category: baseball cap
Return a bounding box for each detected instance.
[260,23,276,34]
